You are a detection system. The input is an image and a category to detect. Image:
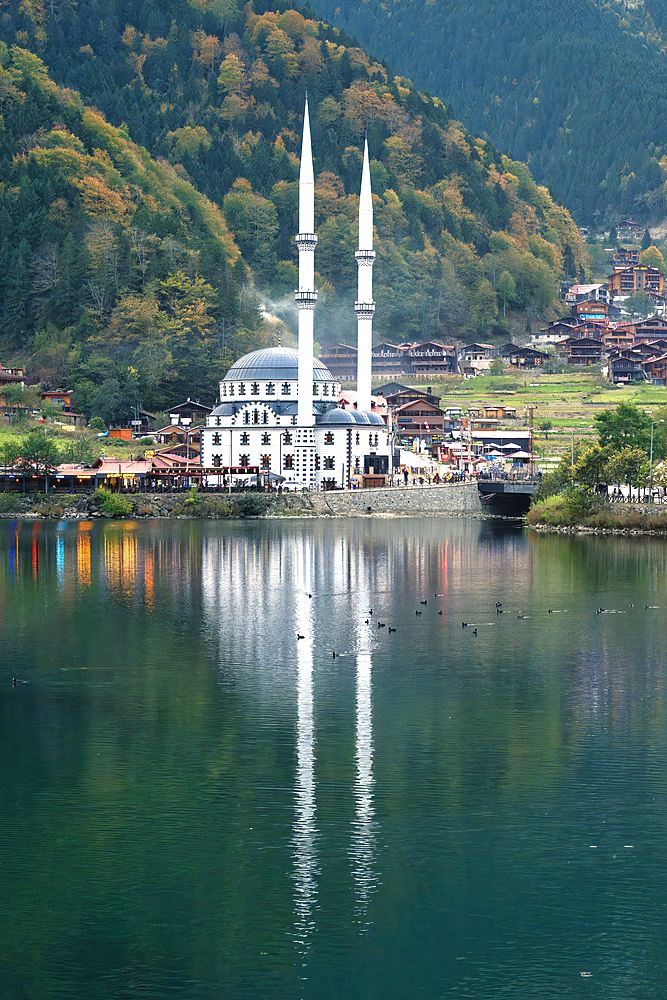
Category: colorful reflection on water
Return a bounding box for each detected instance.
[1,517,667,999]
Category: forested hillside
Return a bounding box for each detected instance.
[311,0,667,227]
[0,1,588,419]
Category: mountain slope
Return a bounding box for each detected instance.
[310,0,667,226]
[0,5,589,419]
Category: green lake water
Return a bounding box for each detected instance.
[1,516,667,999]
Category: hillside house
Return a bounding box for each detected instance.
[556,337,605,365]
[405,342,457,375]
[608,265,664,297]
[500,345,550,368]
[318,343,358,381]
[371,343,408,376]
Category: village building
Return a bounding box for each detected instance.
[404,341,457,375]
[565,284,610,305]
[500,344,550,368]
[318,343,358,381]
[555,336,606,366]
[608,265,664,298]
[370,342,408,377]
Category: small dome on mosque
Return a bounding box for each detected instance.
[223,346,335,382]
[349,410,370,424]
[367,411,385,425]
[320,408,355,425]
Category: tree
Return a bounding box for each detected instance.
[538,420,552,439]
[624,291,654,318]
[497,269,516,318]
[595,402,652,453]
[639,246,666,274]
[605,446,649,492]
[12,431,61,478]
[573,444,611,489]
[641,227,651,250]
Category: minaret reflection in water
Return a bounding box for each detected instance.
[350,647,377,930]
[292,552,318,960]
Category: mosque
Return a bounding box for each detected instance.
[200,100,394,490]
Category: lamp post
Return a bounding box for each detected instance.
[649,418,664,499]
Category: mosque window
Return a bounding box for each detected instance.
[222,385,227,397]
[322,385,329,397]
[253,409,260,425]
[216,417,221,426]
[374,433,379,446]
[241,432,249,444]
[229,384,235,396]
[262,411,269,425]
[240,455,250,467]
[261,454,270,469]
[324,456,334,470]
[369,433,373,445]
[354,457,360,473]
[315,455,320,470]
[284,454,294,470]
[282,383,291,395]
[313,383,319,395]
[251,382,260,395]
[283,432,292,444]
[324,432,334,445]
[261,433,270,445]
[291,415,297,425]
[212,455,221,468]
[243,411,250,425]
[266,382,275,395]
[213,433,221,445]
[239,383,246,395]
[356,432,360,445]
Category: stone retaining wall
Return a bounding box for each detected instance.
[0,482,485,519]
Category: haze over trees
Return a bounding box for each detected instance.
[0,0,588,419]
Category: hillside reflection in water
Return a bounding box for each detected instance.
[1,517,667,1000]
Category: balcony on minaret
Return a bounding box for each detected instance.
[355,249,376,266]
[295,233,318,250]
[295,289,318,309]
[355,300,375,317]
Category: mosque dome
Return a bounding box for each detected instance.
[320,407,355,424]
[223,346,335,383]
[367,411,385,425]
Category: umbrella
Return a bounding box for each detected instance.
[500,442,521,450]
[485,449,504,457]
[508,450,531,460]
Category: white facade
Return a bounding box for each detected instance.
[200,102,393,490]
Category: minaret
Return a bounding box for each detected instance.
[355,137,375,413]
[295,98,317,427]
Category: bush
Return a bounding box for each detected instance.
[139,437,154,446]
[235,495,266,517]
[89,416,106,431]
[94,488,134,517]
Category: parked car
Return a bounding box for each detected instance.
[280,478,308,492]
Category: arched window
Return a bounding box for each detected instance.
[216,417,221,426]
[282,383,291,395]
[240,455,249,467]
[284,454,294,469]
[313,383,319,395]
[222,385,227,397]
[283,432,292,444]
[253,409,260,425]
[212,455,221,468]
[356,432,360,445]
[261,454,270,469]
[213,432,221,445]
[266,382,275,395]
[324,432,334,445]
[291,415,297,425]
[261,432,270,445]
[324,456,334,469]
[262,410,269,425]
[322,384,329,397]
[229,384,235,396]
[241,432,249,444]
[315,455,320,470]
[243,411,250,425]
[251,382,259,395]
[239,383,246,395]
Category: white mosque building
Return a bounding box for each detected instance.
[200,100,394,490]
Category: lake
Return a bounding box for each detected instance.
[2,516,667,999]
